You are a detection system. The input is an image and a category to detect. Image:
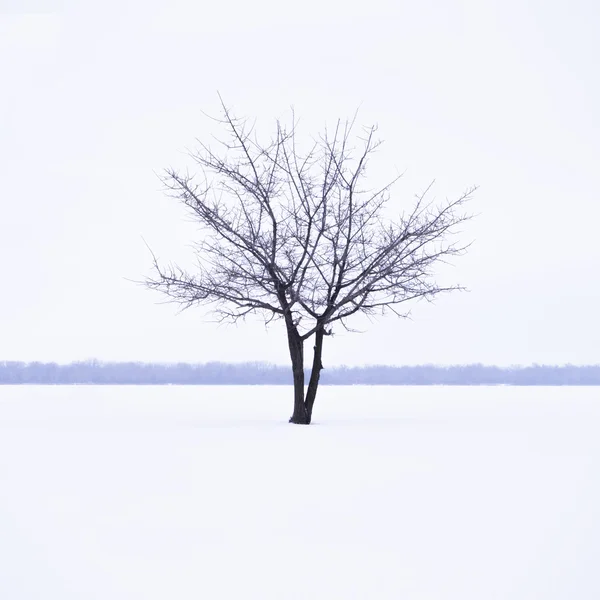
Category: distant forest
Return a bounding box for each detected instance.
[1,361,600,385]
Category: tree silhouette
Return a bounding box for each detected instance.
[146,99,475,423]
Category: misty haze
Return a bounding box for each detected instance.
[1,0,598,598]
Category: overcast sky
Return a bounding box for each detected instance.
[1,0,598,366]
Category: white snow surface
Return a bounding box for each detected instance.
[1,385,599,599]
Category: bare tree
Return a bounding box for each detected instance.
[146,99,475,424]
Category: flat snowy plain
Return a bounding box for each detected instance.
[1,385,598,599]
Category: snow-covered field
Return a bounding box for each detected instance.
[1,385,598,599]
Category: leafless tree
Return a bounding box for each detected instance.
[146,99,475,424]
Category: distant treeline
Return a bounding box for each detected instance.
[1,361,600,385]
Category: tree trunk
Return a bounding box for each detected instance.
[286,324,308,424]
[304,325,325,424]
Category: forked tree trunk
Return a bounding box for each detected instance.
[304,325,325,424]
[286,321,326,425]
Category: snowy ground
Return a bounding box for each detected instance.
[1,385,598,599]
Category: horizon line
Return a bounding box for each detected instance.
[2,360,600,369]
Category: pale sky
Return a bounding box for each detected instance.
[1,0,598,366]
